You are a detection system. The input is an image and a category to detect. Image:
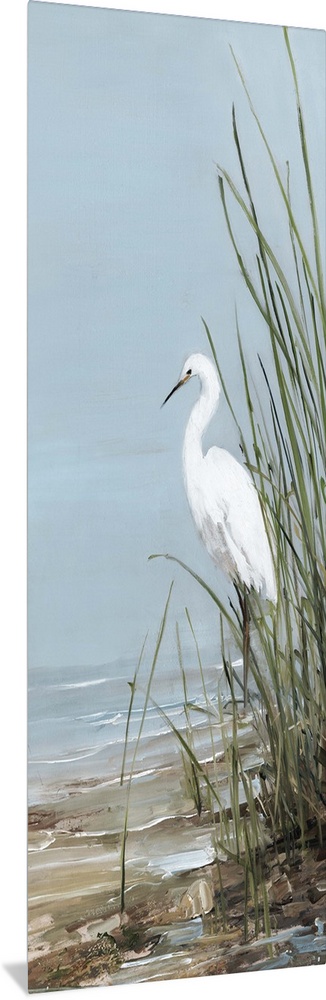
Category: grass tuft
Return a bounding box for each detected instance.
[121,29,325,939]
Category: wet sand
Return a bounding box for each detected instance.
[28,759,326,992]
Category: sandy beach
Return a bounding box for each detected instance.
[28,747,326,992]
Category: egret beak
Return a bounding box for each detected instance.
[161,374,190,407]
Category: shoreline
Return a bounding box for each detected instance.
[28,776,326,991]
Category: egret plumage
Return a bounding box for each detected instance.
[162,352,276,704]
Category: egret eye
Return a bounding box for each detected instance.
[186,369,192,376]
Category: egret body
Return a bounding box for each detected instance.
[162,352,276,703]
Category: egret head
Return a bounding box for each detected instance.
[162,353,218,407]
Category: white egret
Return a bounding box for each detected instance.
[162,352,276,705]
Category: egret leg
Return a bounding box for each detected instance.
[234,584,250,709]
[242,591,250,709]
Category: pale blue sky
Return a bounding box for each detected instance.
[28,2,325,670]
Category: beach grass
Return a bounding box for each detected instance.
[211,25,326,836]
[120,27,325,933]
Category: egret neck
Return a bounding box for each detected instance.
[183,365,221,475]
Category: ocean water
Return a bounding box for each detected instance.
[28,656,235,806]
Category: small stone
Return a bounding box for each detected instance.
[268,872,292,905]
[308,882,326,904]
[179,878,214,919]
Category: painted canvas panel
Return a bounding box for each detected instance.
[27,2,326,992]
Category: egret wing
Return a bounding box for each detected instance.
[203,447,275,597]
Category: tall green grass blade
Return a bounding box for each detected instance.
[149,552,240,640]
[229,42,324,318]
[176,620,202,815]
[148,693,241,863]
[218,165,317,362]
[120,581,174,911]
[283,27,326,324]
[120,632,148,786]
